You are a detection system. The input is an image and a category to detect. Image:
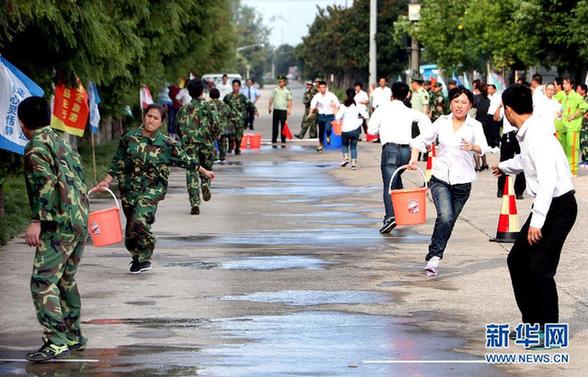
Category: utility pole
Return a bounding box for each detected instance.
[408,1,421,78]
[369,0,377,86]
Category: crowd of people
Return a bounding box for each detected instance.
[14,69,586,362]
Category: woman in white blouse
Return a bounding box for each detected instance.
[409,87,489,277]
[335,89,369,169]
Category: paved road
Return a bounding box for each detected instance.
[1,82,587,376]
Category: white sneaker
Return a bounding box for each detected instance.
[425,256,441,277]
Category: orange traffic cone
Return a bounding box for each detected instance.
[425,144,437,183]
[490,175,520,243]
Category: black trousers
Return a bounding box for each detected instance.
[272,109,287,143]
[507,191,577,327]
[498,131,526,195]
[245,107,255,130]
[485,119,501,148]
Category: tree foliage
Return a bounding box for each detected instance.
[0,0,236,116]
[398,0,587,75]
[297,0,408,86]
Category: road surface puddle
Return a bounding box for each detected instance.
[220,290,388,306]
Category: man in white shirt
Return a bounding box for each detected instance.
[310,81,340,152]
[492,85,577,345]
[371,77,392,111]
[493,102,526,199]
[217,74,232,99]
[241,78,261,130]
[486,84,502,149]
[368,82,432,233]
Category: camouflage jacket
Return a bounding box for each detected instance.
[208,98,230,135]
[303,88,317,108]
[430,90,446,122]
[24,126,89,240]
[223,93,250,131]
[176,98,221,151]
[108,127,199,202]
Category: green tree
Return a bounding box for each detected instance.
[232,0,271,83]
[297,0,408,87]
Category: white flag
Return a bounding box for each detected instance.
[0,56,44,154]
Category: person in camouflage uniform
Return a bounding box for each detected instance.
[209,88,230,162]
[296,81,318,139]
[223,79,250,155]
[18,97,89,362]
[429,83,446,122]
[95,104,214,274]
[176,80,221,215]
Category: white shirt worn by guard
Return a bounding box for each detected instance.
[372,86,392,109]
[354,90,369,112]
[411,114,490,185]
[368,100,431,145]
[311,91,339,115]
[335,103,369,133]
[498,115,573,229]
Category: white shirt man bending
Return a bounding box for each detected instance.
[492,85,576,345]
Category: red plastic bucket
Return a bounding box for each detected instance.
[240,134,250,148]
[389,165,428,225]
[249,133,261,148]
[88,188,123,247]
[331,120,342,136]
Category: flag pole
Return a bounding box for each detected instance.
[91,132,97,184]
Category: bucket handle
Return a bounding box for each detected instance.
[388,165,427,193]
[88,188,120,210]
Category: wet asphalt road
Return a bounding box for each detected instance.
[0,144,514,376]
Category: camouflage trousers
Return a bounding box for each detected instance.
[298,110,317,139]
[31,230,85,346]
[186,146,215,207]
[122,196,158,263]
[219,127,245,159]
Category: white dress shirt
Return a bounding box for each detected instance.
[412,114,490,185]
[368,100,431,145]
[335,103,369,132]
[372,86,392,109]
[499,107,517,134]
[498,115,573,229]
[218,82,232,99]
[354,90,369,112]
[488,93,501,116]
[311,91,339,115]
[533,96,560,135]
[176,89,192,105]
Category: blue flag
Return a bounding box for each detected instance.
[0,57,44,154]
[462,72,472,90]
[88,81,101,134]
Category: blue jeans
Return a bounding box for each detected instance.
[318,114,334,145]
[381,143,411,221]
[427,176,471,260]
[341,128,360,159]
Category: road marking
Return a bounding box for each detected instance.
[363,359,486,364]
[0,358,99,363]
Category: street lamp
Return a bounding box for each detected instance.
[408,1,421,78]
[236,43,265,79]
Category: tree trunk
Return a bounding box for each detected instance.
[0,185,5,218]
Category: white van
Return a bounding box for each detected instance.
[201,73,242,87]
